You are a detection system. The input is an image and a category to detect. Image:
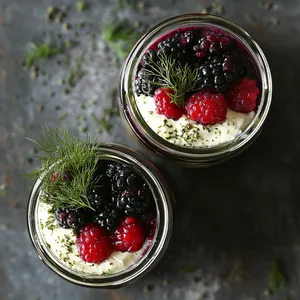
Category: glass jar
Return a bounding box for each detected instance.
[119,14,272,167]
[27,144,174,288]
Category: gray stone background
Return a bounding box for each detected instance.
[1,0,300,299]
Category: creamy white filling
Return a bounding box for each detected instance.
[38,202,149,275]
[136,94,255,148]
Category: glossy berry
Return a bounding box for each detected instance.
[195,54,243,91]
[77,223,113,263]
[226,78,259,113]
[112,216,145,252]
[93,206,123,232]
[154,88,184,120]
[185,90,228,125]
[54,208,89,229]
[116,184,153,216]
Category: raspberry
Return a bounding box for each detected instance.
[112,216,145,252]
[154,88,184,120]
[185,90,228,125]
[226,78,259,113]
[76,223,113,263]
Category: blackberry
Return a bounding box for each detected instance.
[195,54,243,91]
[54,208,89,229]
[157,31,197,65]
[135,67,157,96]
[108,163,143,193]
[88,163,111,211]
[93,206,122,232]
[116,184,153,216]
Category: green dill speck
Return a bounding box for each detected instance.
[80,103,86,109]
[65,56,86,87]
[76,1,87,12]
[91,113,112,133]
[149,111,153,115]
[268,260,286,292]
[65,40,72,49]
[46,242,51,249]
[50,91,56,97]
[59,112,69,121]
[63,23,71,30]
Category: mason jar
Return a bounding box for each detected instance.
[119,14,272,167]
[27,144,174,288]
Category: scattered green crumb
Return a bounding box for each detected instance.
[59,112,69,121]
[268,260,286,292]
[91,113,113,132]
[0,190,7,197]
[45,6,58,21]
[76,22,85,28]
[163,279,169,286]
[180,264,198,273]
[80,103,86,109]
[82,126,88,133]
[144,284,154,293]
[201,8,208,14]
[92,100,97,105]
[25,43,61,68]
[74,31,80,37]
[63,23,71,30]
[11,95,18,101]
[76,1,87,12]
[63,88,70,94]
[60,79,65,86]
[103,19,141,60]
[65,55,86,87]
[50,91,56,97]
[46,242,51,249]
[272,18,280,25]
[65,40,72,49]
[198,292,209,300]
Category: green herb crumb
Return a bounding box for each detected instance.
[268,260,286,292]
[76,1,87,12]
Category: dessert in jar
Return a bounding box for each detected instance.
[27,127,173,287]
[119,14,272,166]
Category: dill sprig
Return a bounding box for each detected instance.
[27,126,100,211]
[26,43,61,68]
[144,53,198,106]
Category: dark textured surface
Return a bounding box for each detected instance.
[1,0,300,299]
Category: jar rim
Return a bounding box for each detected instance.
[27,143,174,287]
[119,13,272,163]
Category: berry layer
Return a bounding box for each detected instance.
[38,202,150,275]
[136,94,255,148]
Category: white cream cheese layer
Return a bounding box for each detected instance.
[38,202,149,275]
[136,94,255,148]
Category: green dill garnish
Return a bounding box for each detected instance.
[268,260,286,292]
[25,43,61,68]
[27,126,99,211]
[144,53,198,107]
[76,1,87,12]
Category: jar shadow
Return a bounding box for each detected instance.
[136,40,300,283]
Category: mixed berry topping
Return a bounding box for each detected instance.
[135,27,260,126]
[52,161,157,264]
